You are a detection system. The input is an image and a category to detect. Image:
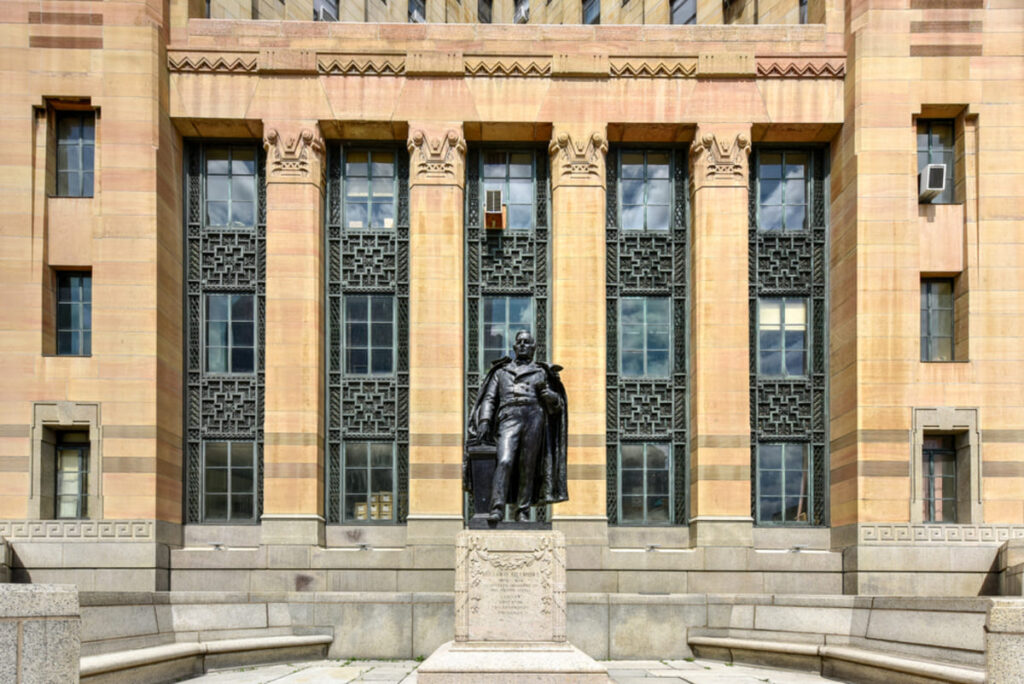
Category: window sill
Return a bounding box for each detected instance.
[48,195,94,200]
[43,354,92,358]
[920,360,969,364]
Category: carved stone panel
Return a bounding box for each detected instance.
[455,530,566,643]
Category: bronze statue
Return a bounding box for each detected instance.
[465,330,568,524]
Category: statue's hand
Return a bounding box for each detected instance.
[478,420,492,441]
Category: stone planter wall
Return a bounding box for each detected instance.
[0,584,80,683]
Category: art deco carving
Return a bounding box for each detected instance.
[756,60,846,78]
[609,58,697,78]
[690,129,751,191]
[549,130,607,188]
[263,127,325,181]
[858,524,1024,544]
[0,520,155,540]
[318,55,405,75]
[406,128,467,186]
[167,53,258,73]
[464,58,552,77]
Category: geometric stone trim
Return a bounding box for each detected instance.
[263,125,325,182]
[0,519,155,540]
[610,58,696,78]
[690,126,751,192]
[319,55,406,75]
[756,59,846,78]
[167,52,258,73]
[407,126,467,187]
[549,128,607,189]
[465,57,551,77]
[858,523,1024,544]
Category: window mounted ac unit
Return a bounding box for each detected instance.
[485,190,506,230]
[919,163,946,202]
[514,3,530,23]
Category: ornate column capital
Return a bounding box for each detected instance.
[548,126,608,190]
[262,123,325,185]
[689,125,751,193]
[406,125,466,188]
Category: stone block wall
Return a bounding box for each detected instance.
[0,584,81,683]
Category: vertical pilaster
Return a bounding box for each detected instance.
[549,125,608,530]
[261,123,326,545]
[406,124,467,541]
[688,125,753,547]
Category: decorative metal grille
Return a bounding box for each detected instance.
[606,148,689,525]
[325,145,410,523]
[749,148,828,526]
[184,142,266,523]
[465,147,550,519]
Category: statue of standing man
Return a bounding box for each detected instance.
[466,331,569,523]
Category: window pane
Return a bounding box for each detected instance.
[621,180,643,205]
[760,153,783,179]
[621,444,643,468]
[232,148,255,175]
[231,295,254,321]
[621,352,644,377]
[207,201,228,227]
[346,151,368,176]
[508,179,532,204]
[621,496,644,522]
[231,443,254,467]
[231,348,254,372]
[646,469,669,495]
[620,298,643,324]
[206,148,230,174]
[483,153,505,178]
[207,347,227,373]
[759,496,782,523]
[621,153,644,178]
[371,202,394,229]
[204,494,228,520]
[205,469,228,493]
[206,442,229,467]
[346,443,368,467]
[232,321,253,346]
[371,349,393,374]
[347,297,368,321]
[647,497,669,522]
[508,204,532,230]
[759,444,782,469]
[760,179,782,205]
[785,205,806,231]
[647,351,669,377]
[509,298,532,327]
[509,153,532,178]
[371,151,394,176]
[785,350,805,375]
[346,202,368,229]
[760,204,783,231]
[621,206,644,231]
[232,494,254,520]
[647,204,670,232]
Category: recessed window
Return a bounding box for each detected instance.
[583,0,599,23]
[620,151,671,232]
[758,298,807,377]
[205,146,257,228]
[670,0,696,24]
[202,442,256,522]
[56,272,91,356]
[922,435,956,523]
[55,431,89,519]
[482,296,533,370]
[344,441,395,522]
[345,150,396,230]
[756,443,809,524]
[409,0,426,21]
[618,443,672,524]
[56,112,94,198]
[620,297,670,378]
[345,295,395,375]
[758,151,808,231]
[917,120,955,205]
[478,0,492,22]
[483,151,534,230]
[206,294,255,373]
[921,279,954,362]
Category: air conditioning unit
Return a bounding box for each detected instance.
[919,163,946,202]
[484,190,506,230]
[514,3,530,23]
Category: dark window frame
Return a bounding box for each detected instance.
[56,271,92,357]
[55,431,89,520]
[480,295,535,373]
[342,148,398,231]
[203,144,258,230]
[204,293,257,374]
[755,442,811,526]
[344,294,397,376]
[616,442,673,525]
[55,110,95,198]
[922,435,957,523]
[921,278,955,362]
[342,441,398,523]
[757,150,809,232]
[480,150,537,231]
[618,296,672,379]
[757,297,809,378]
[201,441,257,523]
[618,150,673,232]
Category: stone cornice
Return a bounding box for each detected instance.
[549,129,608,190]
[262,126,325,183]
[406,127,467,188]
[167,49,845,81]
[689,127,751,193]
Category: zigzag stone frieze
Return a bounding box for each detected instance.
[609,58,697,78]
[168,53,258,73]
[756,60,846,78]
[318,55,406,75]
[464,58,552,77]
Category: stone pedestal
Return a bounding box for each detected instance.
[418,530,608,683]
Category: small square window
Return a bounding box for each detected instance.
[618,443,672,524]
[343,441,396,522]
[205,294,256,373]
[205,146,257,229]
[56,272,91,356]
[202,441,256,522]
[917,120,955,205]
[619,297,671,378]
[758,151,808,232]
[620,151,672,232]
[921,279,954,362]
[55,112,95,198]
[758,298,807,377]
[345,295,395,375]
[345,150,396,230]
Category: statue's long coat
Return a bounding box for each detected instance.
[464,357,569,506]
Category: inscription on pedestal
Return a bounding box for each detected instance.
[455,530,566,643]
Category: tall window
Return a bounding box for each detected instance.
[478,0,492,22]
[758,298,807,377]
[917,120,955,204]
[756,443,809,524]
[583,0,599,23]
[206,294,255,373]
[620,151,671,231]
[670,0,696,24]
[345,295,395,375]
[923,435,956,523]
[56,112,94,198]
[409,0,426,21]
[619,297,670,378]
[618,443,672,524]
[758,151,808,231]
[205,146,256,228]
[482,296,533,370]
[344,442,396,522]
[921,279,954,362]
[799,0,808,23]
[202,442,256,522]
[55,432,89,519]
[56,272,91,356]
[483,151,534,230]
[344,150,396,230]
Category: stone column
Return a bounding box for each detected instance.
[406,124,467,543]
[688,125,753,547]
[548,125,608,540]
[261,123,326,546]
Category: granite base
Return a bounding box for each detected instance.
[417,640,609,683]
